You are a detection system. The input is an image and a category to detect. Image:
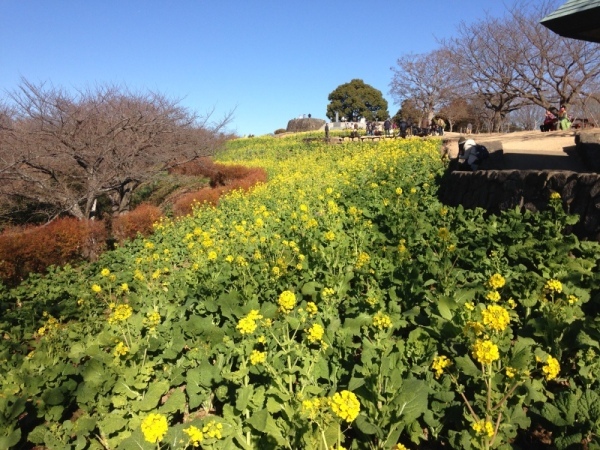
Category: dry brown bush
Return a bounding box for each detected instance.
[111,203,163,243]
[0,218,106,286]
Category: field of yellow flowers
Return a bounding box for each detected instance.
[2,134,600,449]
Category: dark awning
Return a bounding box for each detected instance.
[540,0,600,43]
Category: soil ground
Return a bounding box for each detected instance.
[444,128,595,172]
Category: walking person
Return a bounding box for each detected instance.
[437,117,445,136]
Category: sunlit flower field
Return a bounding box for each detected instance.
[1,134,600,449]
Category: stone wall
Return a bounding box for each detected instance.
[576,129,600,171]
[439,170,600,240]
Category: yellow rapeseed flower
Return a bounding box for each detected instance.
[249,350,267,365]
[372,311,392,330]
[278,290,296,314]
[486,290,501,302]
[202,420,223,439]
[114,341,129,357]
[542,355,560,381]
[108,304,133,324]
[472,419,494,437]
[141,413,168,443]
[482,304,510,332]
[307,323,324,343]
[236,310,263,335]
[431,355,452,379]
[472,339,500,365]
[330,390,360,422]
[91,284,102,293]
[488,273,506,290]
[544,278,563,294]
[101,268,110,277]
[183,425,204,446]
[306,302,318,315]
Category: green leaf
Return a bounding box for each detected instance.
[134,380,169,412]
[42,387,64,406]
[161,388,186,414]
[355,414,381,436]
[236,385,253,411]
[392,378,429,423]
[436,296,455,320]
[0,428,21,448]
[454,355,480,377]
[98,412,126,435]
[219,291,242,321]
[246,409,287,446]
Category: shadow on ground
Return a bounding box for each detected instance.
[500,145,590,172]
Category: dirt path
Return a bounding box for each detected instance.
[443,129,593,171]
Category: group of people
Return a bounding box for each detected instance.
[541,105,572,132]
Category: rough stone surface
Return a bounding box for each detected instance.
[576,130,600,171]
[439,169,600,240]
[286,118,326,133]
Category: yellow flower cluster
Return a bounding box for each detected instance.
[550,192,561,200]
[302,397,325,419]
[372,311,392,330]
[202,420,223,439]
[108,304,133,324]
[101,268,111,277]
[113,341,129,357]
[488,273,506,290]
[431,355,452,379]
[481,304,510,332]
[544,278,563,294]
[36,314,61,338]
[472,339,500,365]
[472,419,494,437]
[355,251,370,269]
[438,227,450,241]
[236,310,263,335]
[306,301,318,315]
[91,284,102,293]
[330,390,360,422]
[278,290,296,314]
[144,311,161,329]
[392,445,408,450]
[183,425,204,446]
[486,290,501,302]
[141,413,168,443]
[249,350,266,365]
[321,287,335,299]
[307,323,324,343]
[542,355,560,381]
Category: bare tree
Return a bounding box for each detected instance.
[0,80,232,220]
[442,16,526,132]
[438,97,472,132]
[389,49,459,123]
[505,1,600,112]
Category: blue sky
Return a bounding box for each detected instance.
[1,1,517,136]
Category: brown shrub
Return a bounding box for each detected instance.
[0,218,106,286]
[111,203,163,243]
[171,166,267,217]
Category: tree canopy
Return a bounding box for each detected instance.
[0,80,232,221]
[390,0,600,131]
[326,79,389,122]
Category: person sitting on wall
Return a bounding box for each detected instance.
[541,110,557,132]
[457,136,488,171]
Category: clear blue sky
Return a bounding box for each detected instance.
[1,1,518,136]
